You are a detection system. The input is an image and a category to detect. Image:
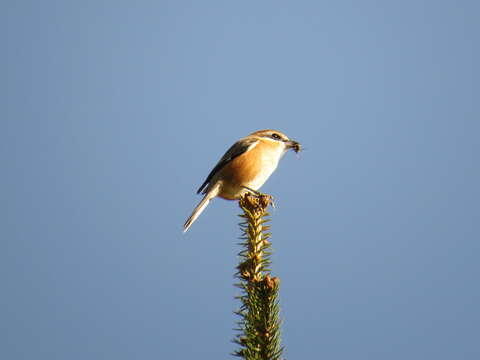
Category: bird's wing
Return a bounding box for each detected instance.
[196,138,259,194]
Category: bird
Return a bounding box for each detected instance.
[183,129,301,232]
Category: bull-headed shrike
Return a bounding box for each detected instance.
[183,129,300,232]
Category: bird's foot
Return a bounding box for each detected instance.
[241,186,275,208]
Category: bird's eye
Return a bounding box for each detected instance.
[271,133,281,140]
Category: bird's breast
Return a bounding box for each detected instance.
[216,142,284,199]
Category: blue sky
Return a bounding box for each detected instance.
[3,1,479,359]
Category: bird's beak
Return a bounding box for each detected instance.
[286,140,301,153]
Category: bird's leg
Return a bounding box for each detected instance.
[241,186,263,196]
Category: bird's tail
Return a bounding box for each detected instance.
[183,186,219,232]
